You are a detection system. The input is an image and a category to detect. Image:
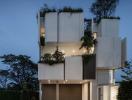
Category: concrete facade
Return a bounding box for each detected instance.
[37,11,126,100]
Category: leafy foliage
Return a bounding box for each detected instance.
[80,31,95,54]
[90,0,119,21]
[40,4,56,17]
[39,4,83,17]
[0,54,38,91]
[40,47,64,65]
[80,20,97,54]
[0,90,39,100]
[0,70,10,88]
[59,7,83,13]
[118,81,132,100]
[117,61,132,100]
[121,61,132,81]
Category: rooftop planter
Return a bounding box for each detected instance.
[39,47,65,65]
[95,16,120,23]
[40,6,83,17]
[59,7,83,13]
[101,16,120,20]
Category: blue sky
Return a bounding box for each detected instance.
[0,0,132,80]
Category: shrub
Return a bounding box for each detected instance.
[118,81,132,100]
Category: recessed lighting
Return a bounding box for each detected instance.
[48,80,50,83]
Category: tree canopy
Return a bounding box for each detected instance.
[121,61,132,81]
[0,54,38,91]
[118,61,132,100]
[90,0,119,20]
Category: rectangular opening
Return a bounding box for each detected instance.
[42,84,56,100]
[59,84,82,100]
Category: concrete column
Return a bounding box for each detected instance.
[91,80,97,100]
[39,83,42,100]
[82,83,88,100]
[56,84,59,100]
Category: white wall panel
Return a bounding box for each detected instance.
[113,38,121,67]
[97,70,114,85]
[44,12,84,42]
[100,19,119,37]
[96,37,121,68]
[59,13,84,42]
[65,56,82,80]
[45,13,57,42]
[38,63,64,80]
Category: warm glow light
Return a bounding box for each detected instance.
[83,49,87,53]
[62,50,65,53]
[111,86,118,100]
[72,50,75,53]
[40,27,45,33]
[93,32,97,39]
[48,80,50,84]
[90,47,94,54]
[41,33,45,37]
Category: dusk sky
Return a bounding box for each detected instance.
[0,0,132,80]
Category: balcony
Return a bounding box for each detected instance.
[38,55,96,81]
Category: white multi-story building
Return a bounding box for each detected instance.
[37,8,127,100]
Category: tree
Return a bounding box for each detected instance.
[80,20,97,54]
[0,54,38,91]
[90,0,119,20]
[118,61,132,100]
[0,70,10,88]
[121,61,132,81]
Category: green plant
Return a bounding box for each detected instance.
[0,54,38,91]
[40,4,56,17]
[59,7,83,13]
[80,18,97,54]
[118,81,132,100]
[52,47,64,63]
[40,47,64,65]
[117,61,132,100]
[90,0,119,21]
[80,31,97,54]
[121,61,132,81]
[39,5,83,17]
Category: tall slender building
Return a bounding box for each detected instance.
[37,7,127,100]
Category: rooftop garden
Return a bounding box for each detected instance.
[90,0,119,23]
[40,5,83,17]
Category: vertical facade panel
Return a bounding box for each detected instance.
[83,54,96,79]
